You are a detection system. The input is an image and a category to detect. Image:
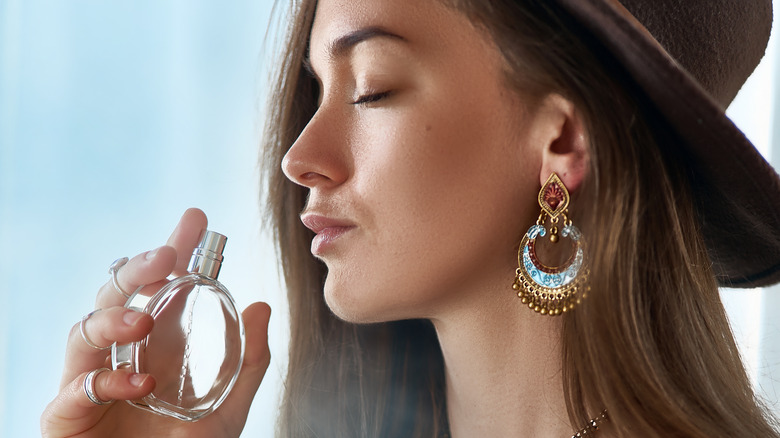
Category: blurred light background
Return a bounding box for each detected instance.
[0,1,286,436]
[1,1,779,437]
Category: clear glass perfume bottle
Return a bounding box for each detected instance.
[112,230,245,421]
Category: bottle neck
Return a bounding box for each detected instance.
[187,248,223,279]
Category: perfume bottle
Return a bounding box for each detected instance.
[112,230,245,421]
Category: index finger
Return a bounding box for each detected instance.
[166,208,208,277]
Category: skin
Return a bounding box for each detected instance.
[43,0,593,437]
[284,0,591,437]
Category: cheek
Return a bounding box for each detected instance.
[324,99,536,322]
[357,92,522,207]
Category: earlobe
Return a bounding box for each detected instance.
[537,94,589,192]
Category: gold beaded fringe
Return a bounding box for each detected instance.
[512,267,590,316]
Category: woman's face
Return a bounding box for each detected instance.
[282,0,546,322]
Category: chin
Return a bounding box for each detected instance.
[324,285,383,324]
[323,278,413,324]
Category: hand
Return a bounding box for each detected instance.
[41,208,272,438]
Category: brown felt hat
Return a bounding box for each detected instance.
[554,0,780,287]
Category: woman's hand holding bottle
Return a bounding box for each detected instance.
[41,208,271,438]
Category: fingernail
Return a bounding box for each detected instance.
[129,373,148,387]
[146,247,160,260]
[123,310,144,326]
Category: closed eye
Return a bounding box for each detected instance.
[352,91,392,105]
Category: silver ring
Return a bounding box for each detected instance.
[84,368,113,405]
[80,310,110,351]
[109,257,132,298]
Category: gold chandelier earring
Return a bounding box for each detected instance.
[512,172,589,315]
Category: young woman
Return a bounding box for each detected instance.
[42,0,780,437]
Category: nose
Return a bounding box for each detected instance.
[281,110,350,189]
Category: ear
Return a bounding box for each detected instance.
[536,94,589,193]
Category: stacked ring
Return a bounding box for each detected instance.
[84,368,113,405]
[109,257,132,298]
[79,310,111,351]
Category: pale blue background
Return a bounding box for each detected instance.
[0,1,287,436]
[1,1,780,437]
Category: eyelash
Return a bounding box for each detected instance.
[352,90,392,105]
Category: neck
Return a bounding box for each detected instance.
[431,280,573,438]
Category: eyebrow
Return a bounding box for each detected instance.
[304,26,407,77]
[328,26,406,58]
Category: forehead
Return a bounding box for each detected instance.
[308,0,487,61]
[311,0,435,41]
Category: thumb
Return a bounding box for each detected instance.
[215,301,272,427]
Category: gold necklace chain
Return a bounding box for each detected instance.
[571,410,608,437]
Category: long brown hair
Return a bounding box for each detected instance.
[261,1,779,436]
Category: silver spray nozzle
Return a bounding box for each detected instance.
[187,230,227,279]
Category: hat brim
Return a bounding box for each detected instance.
[555,0,780,288]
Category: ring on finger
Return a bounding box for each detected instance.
[109,257,132,298]
[80,310,111,351]
[84,368,114,405]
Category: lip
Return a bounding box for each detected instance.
[301,213,356,255]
